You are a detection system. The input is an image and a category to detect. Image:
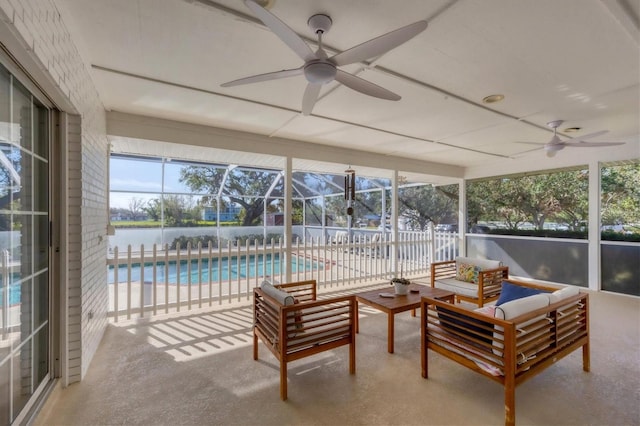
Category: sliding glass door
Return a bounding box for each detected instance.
[0,61,51,425]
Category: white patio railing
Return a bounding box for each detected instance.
[107,229,459,321]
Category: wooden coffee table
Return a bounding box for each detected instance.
[355,283,455,353]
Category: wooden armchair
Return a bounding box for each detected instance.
[421,279,590,425]
[253,279,357,400]
[431,256,509,307]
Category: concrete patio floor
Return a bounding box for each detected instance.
[35,284,639,425]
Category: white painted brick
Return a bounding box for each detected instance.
[12,15,33,49]
[0,0,14,23]
[6,0,20,20]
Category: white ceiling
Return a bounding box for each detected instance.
[56,0,640,181]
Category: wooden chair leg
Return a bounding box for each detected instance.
[253,330,258,360]
[421,349,429,379]
[280,360,288,401]
[349,341,356,374]
[583,341,591,372]
[421,313,428,379]
[504,378,515,426]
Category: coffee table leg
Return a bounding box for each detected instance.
[388,314,394,353]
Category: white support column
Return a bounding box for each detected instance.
[284,157,293,283]
[391,170,398,274]
[588,161,601,291]
[263,195,268,241]
[321,195,326,243]
[458,178,466,256]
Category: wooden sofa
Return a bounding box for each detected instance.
[431,256,509,306]
[253,279,356,400]
[421,279,590,426]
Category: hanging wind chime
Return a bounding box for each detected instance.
[344,166,356,216]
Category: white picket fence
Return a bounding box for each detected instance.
[106,230,459,321]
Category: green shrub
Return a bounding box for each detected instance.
[170,235,221,250]
[482,228,640,242]
[600,230,640,242]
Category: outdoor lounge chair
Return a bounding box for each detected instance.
[421,279,590,425]
[253,279,357,400]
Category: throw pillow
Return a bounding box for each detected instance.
[456,262,480,283]
[496,281,548,306]
[260,281,295,305]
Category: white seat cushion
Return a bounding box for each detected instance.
[434,278,478,297]
[493,294,550,357]
[547,285,580,304]
[494,293,550,320]
[456,256,502,271]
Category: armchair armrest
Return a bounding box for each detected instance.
[474,266,509,305]
[430,260,457,286]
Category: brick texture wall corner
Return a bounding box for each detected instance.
[0,0,110,383]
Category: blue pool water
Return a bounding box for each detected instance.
[1,284,21,305]
[1,254,318,305]
[107,253,320,284]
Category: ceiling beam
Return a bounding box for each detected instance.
[106,110,464,180]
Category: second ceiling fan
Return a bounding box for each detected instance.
[517,120,625,157]
[221,0,428,115]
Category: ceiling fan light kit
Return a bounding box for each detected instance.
[221,0,428,115]
[304,61,336,84]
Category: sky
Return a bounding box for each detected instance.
[110,157,193,209]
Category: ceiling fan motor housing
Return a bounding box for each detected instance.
[304,61,336,84]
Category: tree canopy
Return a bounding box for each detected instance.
[179,166,281,226]
[110,154,639,239]
[467,169,589,230]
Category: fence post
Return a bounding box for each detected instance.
[113,246,119,322]
[428,222,435,266]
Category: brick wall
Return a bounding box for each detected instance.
[0,0,109,382]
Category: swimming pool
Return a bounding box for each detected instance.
[107,253,320,284]
[0,285,20,305]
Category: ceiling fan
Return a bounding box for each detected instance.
[516,120,625,158]
[221,0,428,115]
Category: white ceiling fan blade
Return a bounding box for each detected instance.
[515,141,546,146]
[302,83,322,115]
[563,141,625,147]
[244,0,316,62]
[335,70,400,100]
[330,20,428,66]
[512,146,544,157]
[564,130,608,142]
[221,67,303,87]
